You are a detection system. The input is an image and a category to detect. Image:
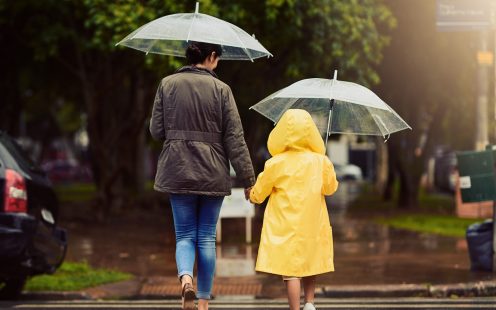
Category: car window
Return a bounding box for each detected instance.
[0,135,38,172]
[0,142,23,171]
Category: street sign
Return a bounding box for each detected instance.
[436,0,494,31]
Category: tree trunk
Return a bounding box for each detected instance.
[375,137,389,193]
[383,141,397,201]
[397,162,420,209]
[394,132,428,209]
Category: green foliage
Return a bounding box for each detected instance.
[2,0,394,132]
[376,215,482,238]
[25,261,132,291]
[84,0,179,50]
[1,0,395,213]
[260,0,395,85]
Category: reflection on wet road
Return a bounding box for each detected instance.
[63,181,495,286]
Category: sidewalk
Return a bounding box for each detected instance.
[43,182,496,301]
[21,276,496,300]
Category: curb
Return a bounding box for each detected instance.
[321,281,496,298]
[429,281,496,297]
[20,291,91,301]
[321,284,428,298]
[20,280,496,300]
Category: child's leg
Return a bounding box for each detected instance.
[284,278,301,310]
[302,276,316,304]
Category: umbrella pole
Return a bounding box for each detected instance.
[325,70,338,151]
[325,99,334,148]
[186,2,200,42]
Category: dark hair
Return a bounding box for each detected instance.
[185,42,223,64]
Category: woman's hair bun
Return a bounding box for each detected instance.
[186,43,203,64]
[185,42,223,65]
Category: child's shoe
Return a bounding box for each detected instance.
[303,302,316,310]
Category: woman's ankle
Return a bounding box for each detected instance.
[180,274,193,287]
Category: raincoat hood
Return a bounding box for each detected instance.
[268,109,325,156]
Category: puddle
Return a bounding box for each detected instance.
[62,181,495,285]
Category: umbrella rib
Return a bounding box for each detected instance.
[372,114,390,140]
[383,102,412,130]
[145,39,158,55]
[229,26,254,62]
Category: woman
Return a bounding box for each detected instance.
[149,42,255,310]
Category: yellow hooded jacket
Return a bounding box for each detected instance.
[250,109,339,277]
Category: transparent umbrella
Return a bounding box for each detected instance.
[250,71,411,143]
[116,2,272,61]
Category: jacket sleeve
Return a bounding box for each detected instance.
[222,86,255,188]
[149,81,165,141]
[250,160,275,204]
[322,157,339,195]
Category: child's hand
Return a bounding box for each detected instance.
[244,186,253,200]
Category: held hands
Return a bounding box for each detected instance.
[244,186,253,201]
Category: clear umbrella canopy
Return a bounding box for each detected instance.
[116,2,272,61]
[250,72,411,140]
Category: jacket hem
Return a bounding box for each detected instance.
[153,185,230,196]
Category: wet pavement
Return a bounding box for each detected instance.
[61,181,496,295]
[5,298,496,309]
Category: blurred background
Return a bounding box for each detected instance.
[0,0,482,213]
[1,0,495,298]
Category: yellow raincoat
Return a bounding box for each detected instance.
[250,109,339,277]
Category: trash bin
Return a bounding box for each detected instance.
[466,220,494,271]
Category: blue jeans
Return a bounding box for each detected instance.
[169,194,224,300]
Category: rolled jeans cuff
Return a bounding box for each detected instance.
[178,271,194,281]
[196,291,211,300]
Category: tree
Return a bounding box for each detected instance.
[1,0,395,219]
[378,0,477,208]
[215,0,395,170]
[0,0,196,219]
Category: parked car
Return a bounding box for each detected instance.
[0,131,67,299]
[334,163,363,181]
[41,158,92,184]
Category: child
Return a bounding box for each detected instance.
[249,109,339,310]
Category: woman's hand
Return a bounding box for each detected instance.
[244,186,253,200]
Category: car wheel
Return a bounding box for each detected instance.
[0,277,27,300]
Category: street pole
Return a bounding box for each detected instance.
[492,4,496,271]
[493,200,496,272]
[476,31,490,151]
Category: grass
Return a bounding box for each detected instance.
[350,182,455,214]
[54,181,156,204]
[350,182,485,238]
[376,214,483,238]
[54,183,96,203]
[25,261,132,292]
